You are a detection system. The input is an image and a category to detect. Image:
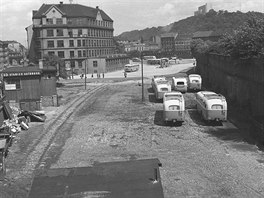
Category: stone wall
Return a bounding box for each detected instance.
[196,53,264,117]
[41,95,58,107]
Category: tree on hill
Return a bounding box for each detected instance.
[191,15,264,59]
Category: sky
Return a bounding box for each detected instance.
[0,0,264,48]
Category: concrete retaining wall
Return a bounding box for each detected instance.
[196,53,264,117]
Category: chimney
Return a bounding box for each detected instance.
[60,1,63,5]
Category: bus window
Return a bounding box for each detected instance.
[177,82,185,85]
[211,104,223,110]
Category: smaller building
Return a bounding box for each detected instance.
[85,54,129,75]
[0,66,57,111]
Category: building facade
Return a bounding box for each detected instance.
[27,2,115,74]
[160,33,178,56]
[174,33,193,58]
[0,41,9,70]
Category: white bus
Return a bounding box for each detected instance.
[163,92,185,123]
[196,91,227,122]
[188,74,202,91]
[151,76,171,100]
[124,64,140,72]
[172,77,188,93]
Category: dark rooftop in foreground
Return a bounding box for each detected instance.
[28,158,164,198]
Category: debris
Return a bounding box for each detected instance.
[18,111,46,122]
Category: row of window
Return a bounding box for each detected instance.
[47,48,114,59]
[45,17,112,28]
[45,39,113,48]
[43,28,113,38]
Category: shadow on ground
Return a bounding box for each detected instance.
[188,110,223,127]
[154,110,183,127]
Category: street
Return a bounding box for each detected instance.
[1,62,264,197]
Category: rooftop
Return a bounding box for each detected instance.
[33,3,113,22]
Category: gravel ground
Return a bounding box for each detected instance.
[41,80,264,198]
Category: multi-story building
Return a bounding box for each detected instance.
[26,2,115,74]
[160,33,178,56]
[0,41,9,70]
[174,33,193,58]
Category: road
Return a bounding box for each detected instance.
[1,61,264,197]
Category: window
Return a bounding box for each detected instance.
[77,40,82,47]
[56,18,63,24]
[56,29,63,36]
[35,30,41,37]
[83,50,87,57]
[47,29,54,37]
[70,60,75,68]
[78,50,82,57]
[70,51,74,57]
[68,29,73,37]
[78,29,82,36]
[69,40,74,47]
[5,79,21,90]
[57,40,64,47]
[46,18,53,24]
[211,104,223,110]
[93,61,98,67]
[58,51,65,58]
[78,61,83,68]
[67,19,72,25]
[47,41,54,48]
[48,51,55,56]
[82,39,86,46]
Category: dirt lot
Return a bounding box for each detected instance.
[1,70,264,197]
[41,79,264,197]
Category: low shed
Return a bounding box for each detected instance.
[1,66,57,111]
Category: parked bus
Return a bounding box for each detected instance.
[124,64,140,72]
[196,91,227,122]
[163,92,185,123]
[172,77,188,93]
[147,59,161,65]
[151,76,171,100]
[188,74,202,91]
[143,56,156,60]
[151,75,166,90]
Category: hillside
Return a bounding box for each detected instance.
[116,10,264,41]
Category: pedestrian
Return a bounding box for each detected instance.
[91,74,93,78]
[103,73,105,78]
[124,71,127,78]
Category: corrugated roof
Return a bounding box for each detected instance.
[1,66,42,73]
[192,31,214,38]
[33,3,113,22]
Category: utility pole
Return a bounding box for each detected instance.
[84,36,88,90]
[141,51,145,102]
